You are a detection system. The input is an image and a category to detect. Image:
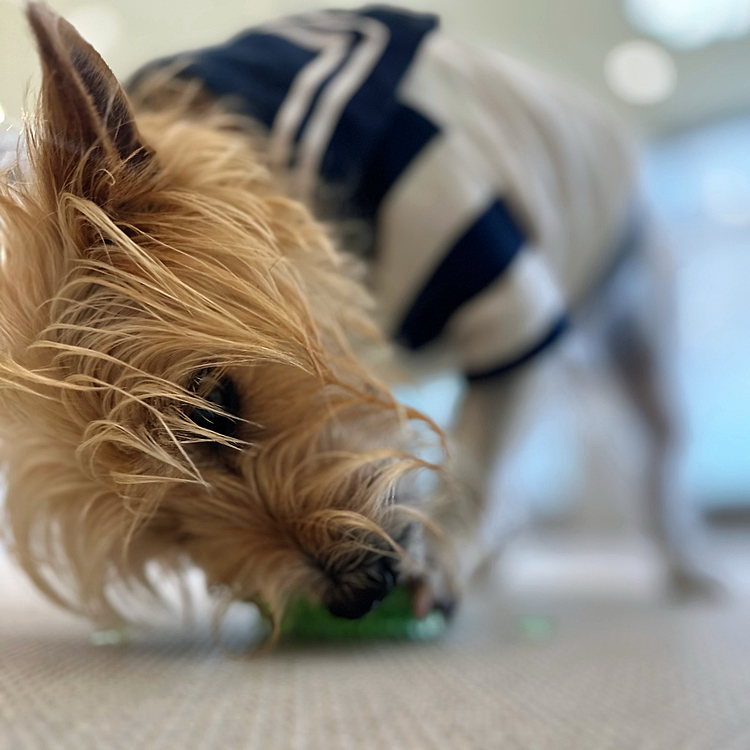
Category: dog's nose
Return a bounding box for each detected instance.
[324,557,397,620]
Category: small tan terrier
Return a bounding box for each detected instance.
[0,5,715,637]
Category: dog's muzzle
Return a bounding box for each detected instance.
[323,555,397,620]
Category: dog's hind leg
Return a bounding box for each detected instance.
[599,227,723,598]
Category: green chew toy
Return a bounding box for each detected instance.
[280,586,447,642]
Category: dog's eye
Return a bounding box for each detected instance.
[188,374,241,436]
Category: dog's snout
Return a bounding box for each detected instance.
[324,557,397,620]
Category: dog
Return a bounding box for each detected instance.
[0,4,716,638]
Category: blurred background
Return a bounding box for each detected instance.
[1,0,749,598]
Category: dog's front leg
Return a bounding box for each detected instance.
[413,364,543,617]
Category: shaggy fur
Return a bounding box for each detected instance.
[0,4,447,637]
[2,5,720,642]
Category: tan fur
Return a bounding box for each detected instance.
[0,4,445,637]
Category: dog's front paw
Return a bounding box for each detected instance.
[408,552,461,620]
[411,577,458,620]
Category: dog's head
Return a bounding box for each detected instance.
[0,4,445,632]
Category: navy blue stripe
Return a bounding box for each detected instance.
[318,7,439,187]
[351,103,439,220]
[129,32,317,129]
[396,200,527,350]
[465,315,570,382]
[130,6,438,195]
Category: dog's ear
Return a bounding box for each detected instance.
[26,2,153,199]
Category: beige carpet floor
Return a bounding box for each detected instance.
[3,557,750,750]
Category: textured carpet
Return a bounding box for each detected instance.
[3,562,750,750]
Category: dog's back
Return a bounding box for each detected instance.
[131,6,640,383]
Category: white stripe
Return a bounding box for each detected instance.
[264,13,364,170]
[257,12,364,50]
[372,129,498,332]
[450,250,565,373]
[261,23,340,52]
[268,35,351,170]
[291,16,390,201]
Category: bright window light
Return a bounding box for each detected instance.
[604,40,677,106]
[703,168,750,226]
[625,0,750,49]
[0,104,5,126]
